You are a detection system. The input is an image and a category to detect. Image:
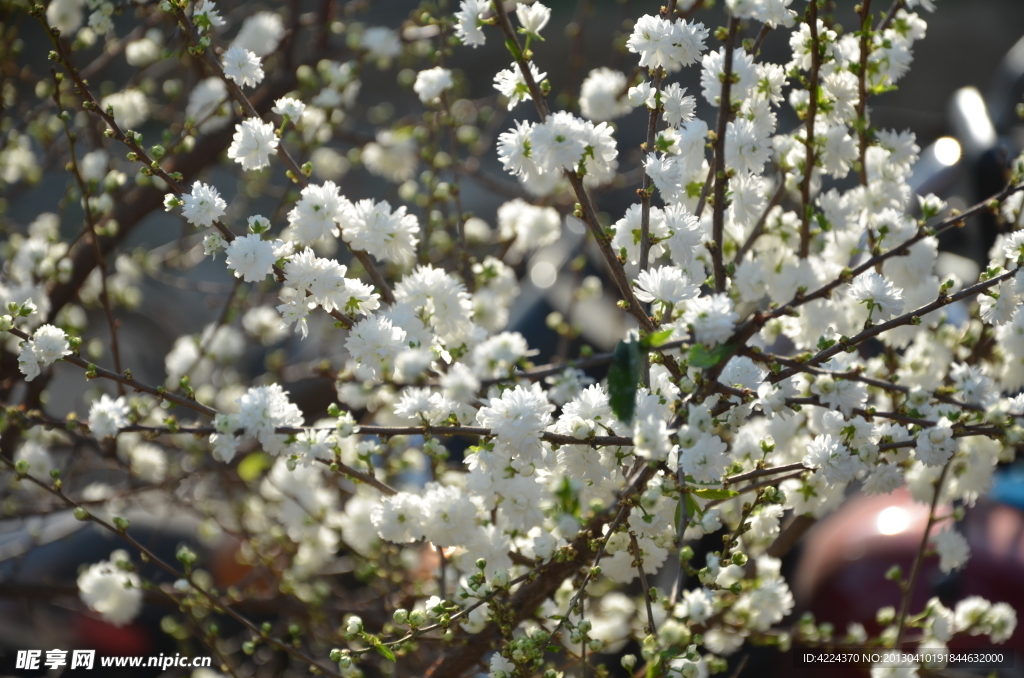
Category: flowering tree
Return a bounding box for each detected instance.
[2,0,1024,676]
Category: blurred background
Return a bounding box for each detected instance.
[4,0,1024,676]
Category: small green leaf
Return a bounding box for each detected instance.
[692,488,739,500]
[640,328,674,350]
[688,342,736,368]
[684,492,704,519]
[237,452,272,481]
[608,339,642,425]
[368,636,395,662]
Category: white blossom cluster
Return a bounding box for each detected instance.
[3,1,1024,677]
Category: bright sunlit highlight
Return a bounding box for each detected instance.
[934,137,961,166]
[530,260,557,289]
[876,506,911,535]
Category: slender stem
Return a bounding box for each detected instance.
[894,459,952,648]
[175,9,396,306]
[734,175,786,262]
[770,266,1019,380]
[856,0,872,187]
[639,0,679,274]
[723,462,810,486]
[731,181,1024,340]
[877,0,906,32]
[52,73,125,395]
[694,150,716,218]
[630,532,658,635]
[798,0,820,259]
[0,456,344,678]
[490,0,656,333]
[711,17,739,293]
[751,24,772,56]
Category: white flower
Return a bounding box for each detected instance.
[272,97,306,120]
[89,8,113,34]
[371,492,426,543]
[497,120,536,177]
[100,89,150,129]
[494,61,547,110]
[193,0,226,33]
[125,30,162,67]
[679,588,715,623]
[683,294,738,346]
[180,181,227,228]
[186,77,230,133]
[345,314,407,381]
[17,324,71,381]
[497,199,561,258]
[287,181,349,243]
[476,384,554,469]
[413,67,453,104]
[915,418,957,467]
[725,117,771,175]
[421,483,478,547]
[863,464,903,494]
[47,0,85,35]
[515,2,550,36]
[88,394,130,439]
[13,441,53,480]
[661,83,696,128]
[634,266,699,308]
[78,551,143,627]
[231,11,284,56]
[225,233,277,282]
[455,0,488,47]
[339,199,420,266]
[227,118,278,171]
[221,46,264,88]
[626,15,709,72]
[930,526,970,573]
[804,434,857,485]
[361,26,401,61]
[679,434,729,483]
[489,653,516,678]
[235,383,304,454]
[810,372,867,417]
[849,270,904,318]
[362,130,418,183]
[579,68,631,122]
[129,443,167,484]
[530,111,587,173]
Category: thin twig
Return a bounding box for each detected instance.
[711,17,739,292]
[798,0,820,259]
[894,459,951,647]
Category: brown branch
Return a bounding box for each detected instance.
[630,532,658,635]
[711,17,739,293]
[424,463,659,677]
[490,0,656,334]
[856,0,872,187]
[894,458,951,647]
[0,455,344,678]
[173,9,396,306]
[770,266,1020,381]
[798,0,820,259]
[639,0,679,273]
[731,181,1024,342]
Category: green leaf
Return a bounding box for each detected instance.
[640,328,674,350]
[608,339,642,425]
[684,491,704,520]
[692,488,739,500]
[688,342,736,368]
[368,636,396,662]
[237,452,272,481]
